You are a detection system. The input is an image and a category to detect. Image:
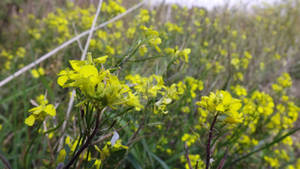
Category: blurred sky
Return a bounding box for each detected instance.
[148,0,282,9]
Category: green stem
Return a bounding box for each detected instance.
[24,123,42,168]
[205,114,219,169]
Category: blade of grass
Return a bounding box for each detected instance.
[149,151,170,169]
[0,84,39,105]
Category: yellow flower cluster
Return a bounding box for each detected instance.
[102,0,126,16]
[184,76,204,99]
[164,47,192,64]
[2,1,300,168]
[181,133,198,147]
[95,140,128,161]
[264,156,280,168]
[125,74,165,99]
[58,136,103,168]
[140,26,162,53]
[0,47,27,71]
[272,73,292,93]
[137,9,150,23]
[125,74,178,114]
[125,74,204,114]
[197,90,243,124]
[231,85,247,96]
[25,95,56,126]
[31,67,45,78]
[251,91,274,117]
[180,154,204,169]
[267,100,299,130]
[165,22,183,33]
[236,134,259,151]
[57,55,143,111]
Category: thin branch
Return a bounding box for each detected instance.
[57,90,76,151]
[126,118,145,146]
[0,153,12,169]
[184,142,193,169]
[72,23,84,52]
[92,132,113,145]
[195,161,199,169]
[92,123,129,145]
[80,0,103,61]
[62,108,105,169]
[0,0,145,88]
[216,148,228,169]
[205,114,218,169]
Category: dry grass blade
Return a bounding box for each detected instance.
[0,153,12,169]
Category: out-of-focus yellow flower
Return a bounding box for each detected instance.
[16,47,26,58]
[31,67,45,78]
[264,156,280,168]
[181,133,198,146]
[231,85,247,96]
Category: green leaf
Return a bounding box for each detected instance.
[127,153,143,169]
[149,151,170,169]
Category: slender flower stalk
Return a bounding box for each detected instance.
[206,114,218,169]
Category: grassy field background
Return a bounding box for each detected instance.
[0,0,299,169]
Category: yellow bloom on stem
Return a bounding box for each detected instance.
[25,115,35,126]
[197,90,243,124]
[57,54,143,110]
[24,95,56,126]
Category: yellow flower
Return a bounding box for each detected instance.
[31,67,45,78]
[25,115,35,126]
[140,26,162,53]
[264,156,280,168]
[282,136,293,146]
[57,149,66,163]
[96,140,128,161]
[231,85,247,96]
[58,55,142,110]
[38,67,45,75]
[31,69,40,78]
[139,45,148,56]
[24,95,56,126]
[181,133,198,146]
[137,9,150,23]
[16,47,26,58]
[126,27,136,38]
[286,165,295,169]
[94,55,108,64]
[231,58,240,69]
[180,154,204,169]
[94,159,102,168]
[126,92,143,111]
[181,48,191,63]
[197,90,243,124]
